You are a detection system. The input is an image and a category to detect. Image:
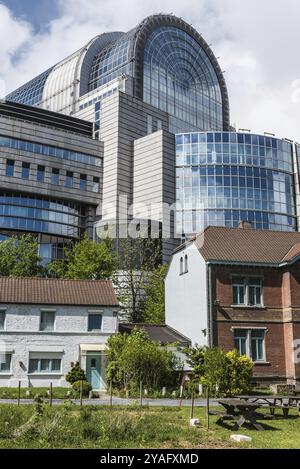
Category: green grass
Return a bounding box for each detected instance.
[0,387,71,399]
[0,404,299,449]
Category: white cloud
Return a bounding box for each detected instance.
[1,0,300,141]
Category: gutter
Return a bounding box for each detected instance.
[207,263,213,348]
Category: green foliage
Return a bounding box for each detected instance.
[0,235,42,277]
[116,238,162,322]
[65,362,87,385]
[72,380,92,397]
[142,265,168,324]
[47,235,117,280]
[184,346,253,397]
[106,329,181,391]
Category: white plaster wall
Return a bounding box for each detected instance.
[0,305,118,388]
[165,244,208,347]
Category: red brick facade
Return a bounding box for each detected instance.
[211,264,300,384]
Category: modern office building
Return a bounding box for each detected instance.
[4,13,300,261]
[176,132,299,235]
[0,100,103,263]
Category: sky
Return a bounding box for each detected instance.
[0,0,300,141]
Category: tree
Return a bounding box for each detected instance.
[0,235,42,277]
[184,346,253,397]
[47,235,117,280]
[65,361,87,385]
[106,329,181,391]
[142,265,168,324]
[116,238,162,322]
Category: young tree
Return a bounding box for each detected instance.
[0,235,42,277]
[106,329,181,391]
[47,235,117,280]
[142,265,168,324]
[116,238,162,323]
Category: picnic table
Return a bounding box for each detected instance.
[210,399,271,431]
[238,396,300,418]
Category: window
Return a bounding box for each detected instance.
[234,329,266,362]
[0,353,12,373]
[6,159,14,177]
[147,115,153,135]
[88,314,102,331]
[40,311,55,331]
[184,254,188,273]
[93,176,100,193]
[51,168,59,185]
[80,174,87,190]
[157,119,162,131]
[180,257,184,275]
[66,171,73,189]
[21,162,30,179]
[232,277,263,306]
[0,311,5,330]
[29,357,61,374]
[37,165,45,182]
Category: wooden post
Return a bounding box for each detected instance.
[140,381,143,407]
[206,386,210,430]
[190,391,195,420]
[17,381,21,406]
[80,380,83,407]
[50,382,53,407]
[110,381,113,407]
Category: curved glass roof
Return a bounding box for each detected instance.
[89,28,136,91]
[143,27,223,131]
[6,67,54,107]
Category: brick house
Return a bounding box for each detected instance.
[165,225,300,385]
[0,277,119,390]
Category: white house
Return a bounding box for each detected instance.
[0,277,119,390]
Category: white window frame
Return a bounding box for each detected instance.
[28,356,62,374]
[233,328,267,363]
[232,276,263,307]
[0,309,6,331]
[88,311,103,332]
[0,352,12,373]
[39,309,56,332]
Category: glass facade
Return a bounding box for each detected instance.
[6,68,53,107]
[0,136,102,167]
[176,132,296,235]
[89,31,133,91]
[0,192,86,238]
[143,27,223,133]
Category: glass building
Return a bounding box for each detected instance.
[176,132,297,235]
[7,14,230,134]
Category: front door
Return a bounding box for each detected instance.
[86,354,101,389]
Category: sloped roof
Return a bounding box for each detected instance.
[119,323,191,346]
[192,226,300,265]
[0,277,119,306]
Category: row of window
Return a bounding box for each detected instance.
[234,329,265,362]
[0,311,103,332]
[5,160,100,192]
[0,135,102,167]
[0,353,62,374]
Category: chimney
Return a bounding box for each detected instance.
[238,220,252,230]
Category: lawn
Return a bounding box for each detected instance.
[0,404,300,449]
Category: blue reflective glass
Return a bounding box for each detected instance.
[0,136,101,167]
[6,68,53,106]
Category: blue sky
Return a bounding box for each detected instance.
[2,0,59,31]
[0,0,300,141]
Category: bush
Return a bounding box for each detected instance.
[66,362,87,385]
[72,380,92,397]
[185,346,253,397]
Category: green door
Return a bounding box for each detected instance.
[86,355,101,389]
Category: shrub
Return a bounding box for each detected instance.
[66,362,87,385]
[72,380,92,397]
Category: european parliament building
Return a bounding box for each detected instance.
[2,13,300,262]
